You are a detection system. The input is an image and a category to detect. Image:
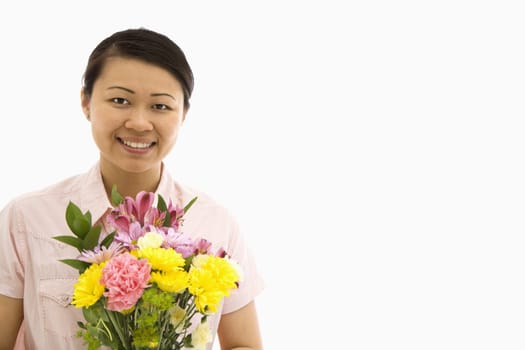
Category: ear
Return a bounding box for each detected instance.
[80,88,90,120]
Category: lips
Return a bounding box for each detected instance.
[117,137,156,149]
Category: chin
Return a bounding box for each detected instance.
[114,159,161,175]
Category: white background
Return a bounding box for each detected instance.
[1,1,524,349]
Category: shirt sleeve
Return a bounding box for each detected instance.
[0,200,26,298]
[221,218,265,314]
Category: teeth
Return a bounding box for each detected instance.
[121,139,152,149]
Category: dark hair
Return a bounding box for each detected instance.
[82,27,194,110]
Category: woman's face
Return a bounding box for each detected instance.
[82,57,186,175]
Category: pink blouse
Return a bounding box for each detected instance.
[0,162,264,350]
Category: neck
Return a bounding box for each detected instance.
[99,160,163,199]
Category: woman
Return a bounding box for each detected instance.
[0,28,264,350]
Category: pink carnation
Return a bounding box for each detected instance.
[101,253,151,312]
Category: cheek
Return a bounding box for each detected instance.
[90,108,122,132]
[159,116,183,140]
[89,115,120,146]
[162,124,181,143]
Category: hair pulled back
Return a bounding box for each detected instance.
[82,28,194,110]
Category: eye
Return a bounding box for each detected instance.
[152,104,171,111]
[111,97,130,105]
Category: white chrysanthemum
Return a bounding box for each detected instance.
[226,257,244,282]
[191,321,212,350]
[137,231,164,249]
[191,254,209,269]
[169,304,186,332]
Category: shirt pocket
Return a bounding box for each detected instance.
[39,278,84,339]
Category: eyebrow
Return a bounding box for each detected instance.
[107,86,176,101]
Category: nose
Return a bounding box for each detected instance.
[124,108,153,131]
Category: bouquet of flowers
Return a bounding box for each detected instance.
[54,186,241,350]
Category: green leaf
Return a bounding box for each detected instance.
[58,259,91,272]
[184,256,194,271]
[100,231,115,248]
[65,202,92,238]
[82,225,102,251]
[72,217,92,238]
[163,210,171,227]
[65,202,86,237]
[83,305,101,325]
[157,194,168,212]
[183,196,198,213]
[65,201,82,220]
[53,235,84,251]
[158,194,172,226]
[183,334,193,347]
[111,185,124,206]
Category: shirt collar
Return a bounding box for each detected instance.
[78,161,184,225]
[78,161,113,226]
[154,163,185,208]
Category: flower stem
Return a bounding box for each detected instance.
[105,310,129,349]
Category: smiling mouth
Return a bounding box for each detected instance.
[117,137,156,149]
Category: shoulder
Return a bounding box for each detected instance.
[174,181,236,223]
[167,180,242,250]
[159,166,233,219]
[0,173,85,240]
[5,174,84,209]
[0,170,93,226]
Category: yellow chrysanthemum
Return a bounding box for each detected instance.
[188,256,240,313]
[150,269,189,293]
[136,247,185,272]
[205,256,240,290]
[72,262,106,308]
[191,285,225,313]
